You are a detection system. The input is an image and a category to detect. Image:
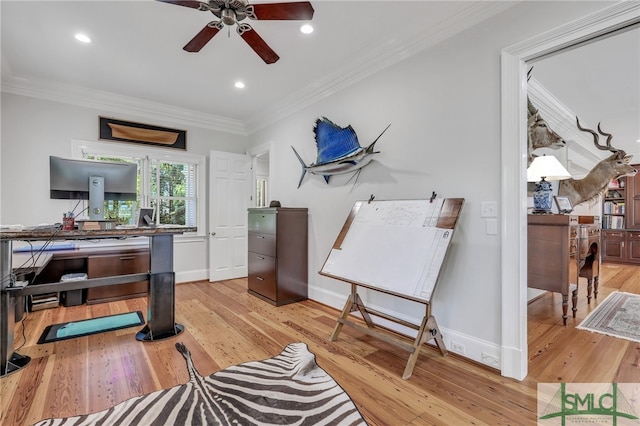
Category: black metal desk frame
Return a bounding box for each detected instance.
[1,227,194,377]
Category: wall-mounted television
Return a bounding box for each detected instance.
[49,156,138,220]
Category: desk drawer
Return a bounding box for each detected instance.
[248,232,276,256]
[603,230,625,239]
[87,253,149,304]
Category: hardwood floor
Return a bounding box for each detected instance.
[2,263,640,425]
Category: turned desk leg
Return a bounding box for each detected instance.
[572,287,578,318]
[593,276,599,299]
[562,293,568,326]
[586,278,593,304]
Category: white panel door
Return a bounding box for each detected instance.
[209,150,251,281]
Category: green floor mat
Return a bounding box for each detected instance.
[38,311,145,344]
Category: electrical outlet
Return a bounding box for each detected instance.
[481,352,499,368]
[451,342,465,354]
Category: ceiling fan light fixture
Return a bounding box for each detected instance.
[300,24,313,34]
[221,8,237,25]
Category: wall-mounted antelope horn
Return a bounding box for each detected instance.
[576,117,624,156]
[597,123,613,149]
[527,98,538,117]
[560,118,636,207]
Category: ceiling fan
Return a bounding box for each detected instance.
[157,0,314,64]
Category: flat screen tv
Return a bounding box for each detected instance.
[49,156,138,220]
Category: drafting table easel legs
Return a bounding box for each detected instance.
[403,315,446,379]
[330,283,447,380]
[330,284,374,340]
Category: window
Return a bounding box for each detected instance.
[72,140,205,233]
[150,159,197,226]
[255,177,268,207]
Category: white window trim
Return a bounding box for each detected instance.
[71,140,206,240]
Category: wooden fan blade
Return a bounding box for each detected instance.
[183,25,221,52]
[251,2,314,20]
[239,27,280,64]
[156,0,205,9]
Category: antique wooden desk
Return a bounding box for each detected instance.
[1,226,195,377]
[527,215,600,325]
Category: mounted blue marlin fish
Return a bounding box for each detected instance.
[291,117,391,188]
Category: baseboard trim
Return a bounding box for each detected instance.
[309,285,501,370]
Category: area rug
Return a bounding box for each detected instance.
[577,291,640,343]
[37,311,145,344]
[34,342,367,426]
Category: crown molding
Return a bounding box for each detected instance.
[527,78,603,163]
[1,74,248,135]
[1,2,516,137]
[245,1,517,133]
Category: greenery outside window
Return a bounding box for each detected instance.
[72,140,205,234]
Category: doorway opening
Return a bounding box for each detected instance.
[500,2,640,380]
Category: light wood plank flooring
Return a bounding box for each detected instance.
[2,262,640,425]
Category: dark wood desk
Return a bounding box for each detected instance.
[0,226,195,377]
[528,215,600,325]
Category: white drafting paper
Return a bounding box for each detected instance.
[321,199,451,301]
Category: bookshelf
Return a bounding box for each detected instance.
[602,178,626,230]
[601,167,640,263]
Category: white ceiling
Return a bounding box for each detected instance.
[532,26,640,159]
[1,1,636,145]
[1,0,515,134]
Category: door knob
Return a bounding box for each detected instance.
[210,232,216,236]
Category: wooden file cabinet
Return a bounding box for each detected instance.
[87,250,149,304]
[247,207,308,306]
[528,215,600,325]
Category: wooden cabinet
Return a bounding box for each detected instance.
[528,215,600,325]
[601,166,640,264]
[87,250,149,304]
[29,246,149,306]
[247,207,308,306]
[602,230,626,262]
[626,171,640,229]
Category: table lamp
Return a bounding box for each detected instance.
[527,155,571,214]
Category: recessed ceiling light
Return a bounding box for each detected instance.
[74,33,91,43]
[300,24,313,34]
[234,81,245,89]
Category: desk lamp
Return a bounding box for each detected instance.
[527,155,571,214]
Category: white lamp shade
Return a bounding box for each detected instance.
[527,155,571,182]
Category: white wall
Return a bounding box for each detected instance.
[246,1,613,368]
[0,0,614,371]
[0,93,249,281]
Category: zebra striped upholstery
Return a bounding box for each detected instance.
[34,342,367,425]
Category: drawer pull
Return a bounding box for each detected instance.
[256,276,264,281]
[257,256,265,260]
[256,236,265,239]
[119,256,136,260]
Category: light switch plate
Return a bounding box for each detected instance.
[480,201,498,218]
